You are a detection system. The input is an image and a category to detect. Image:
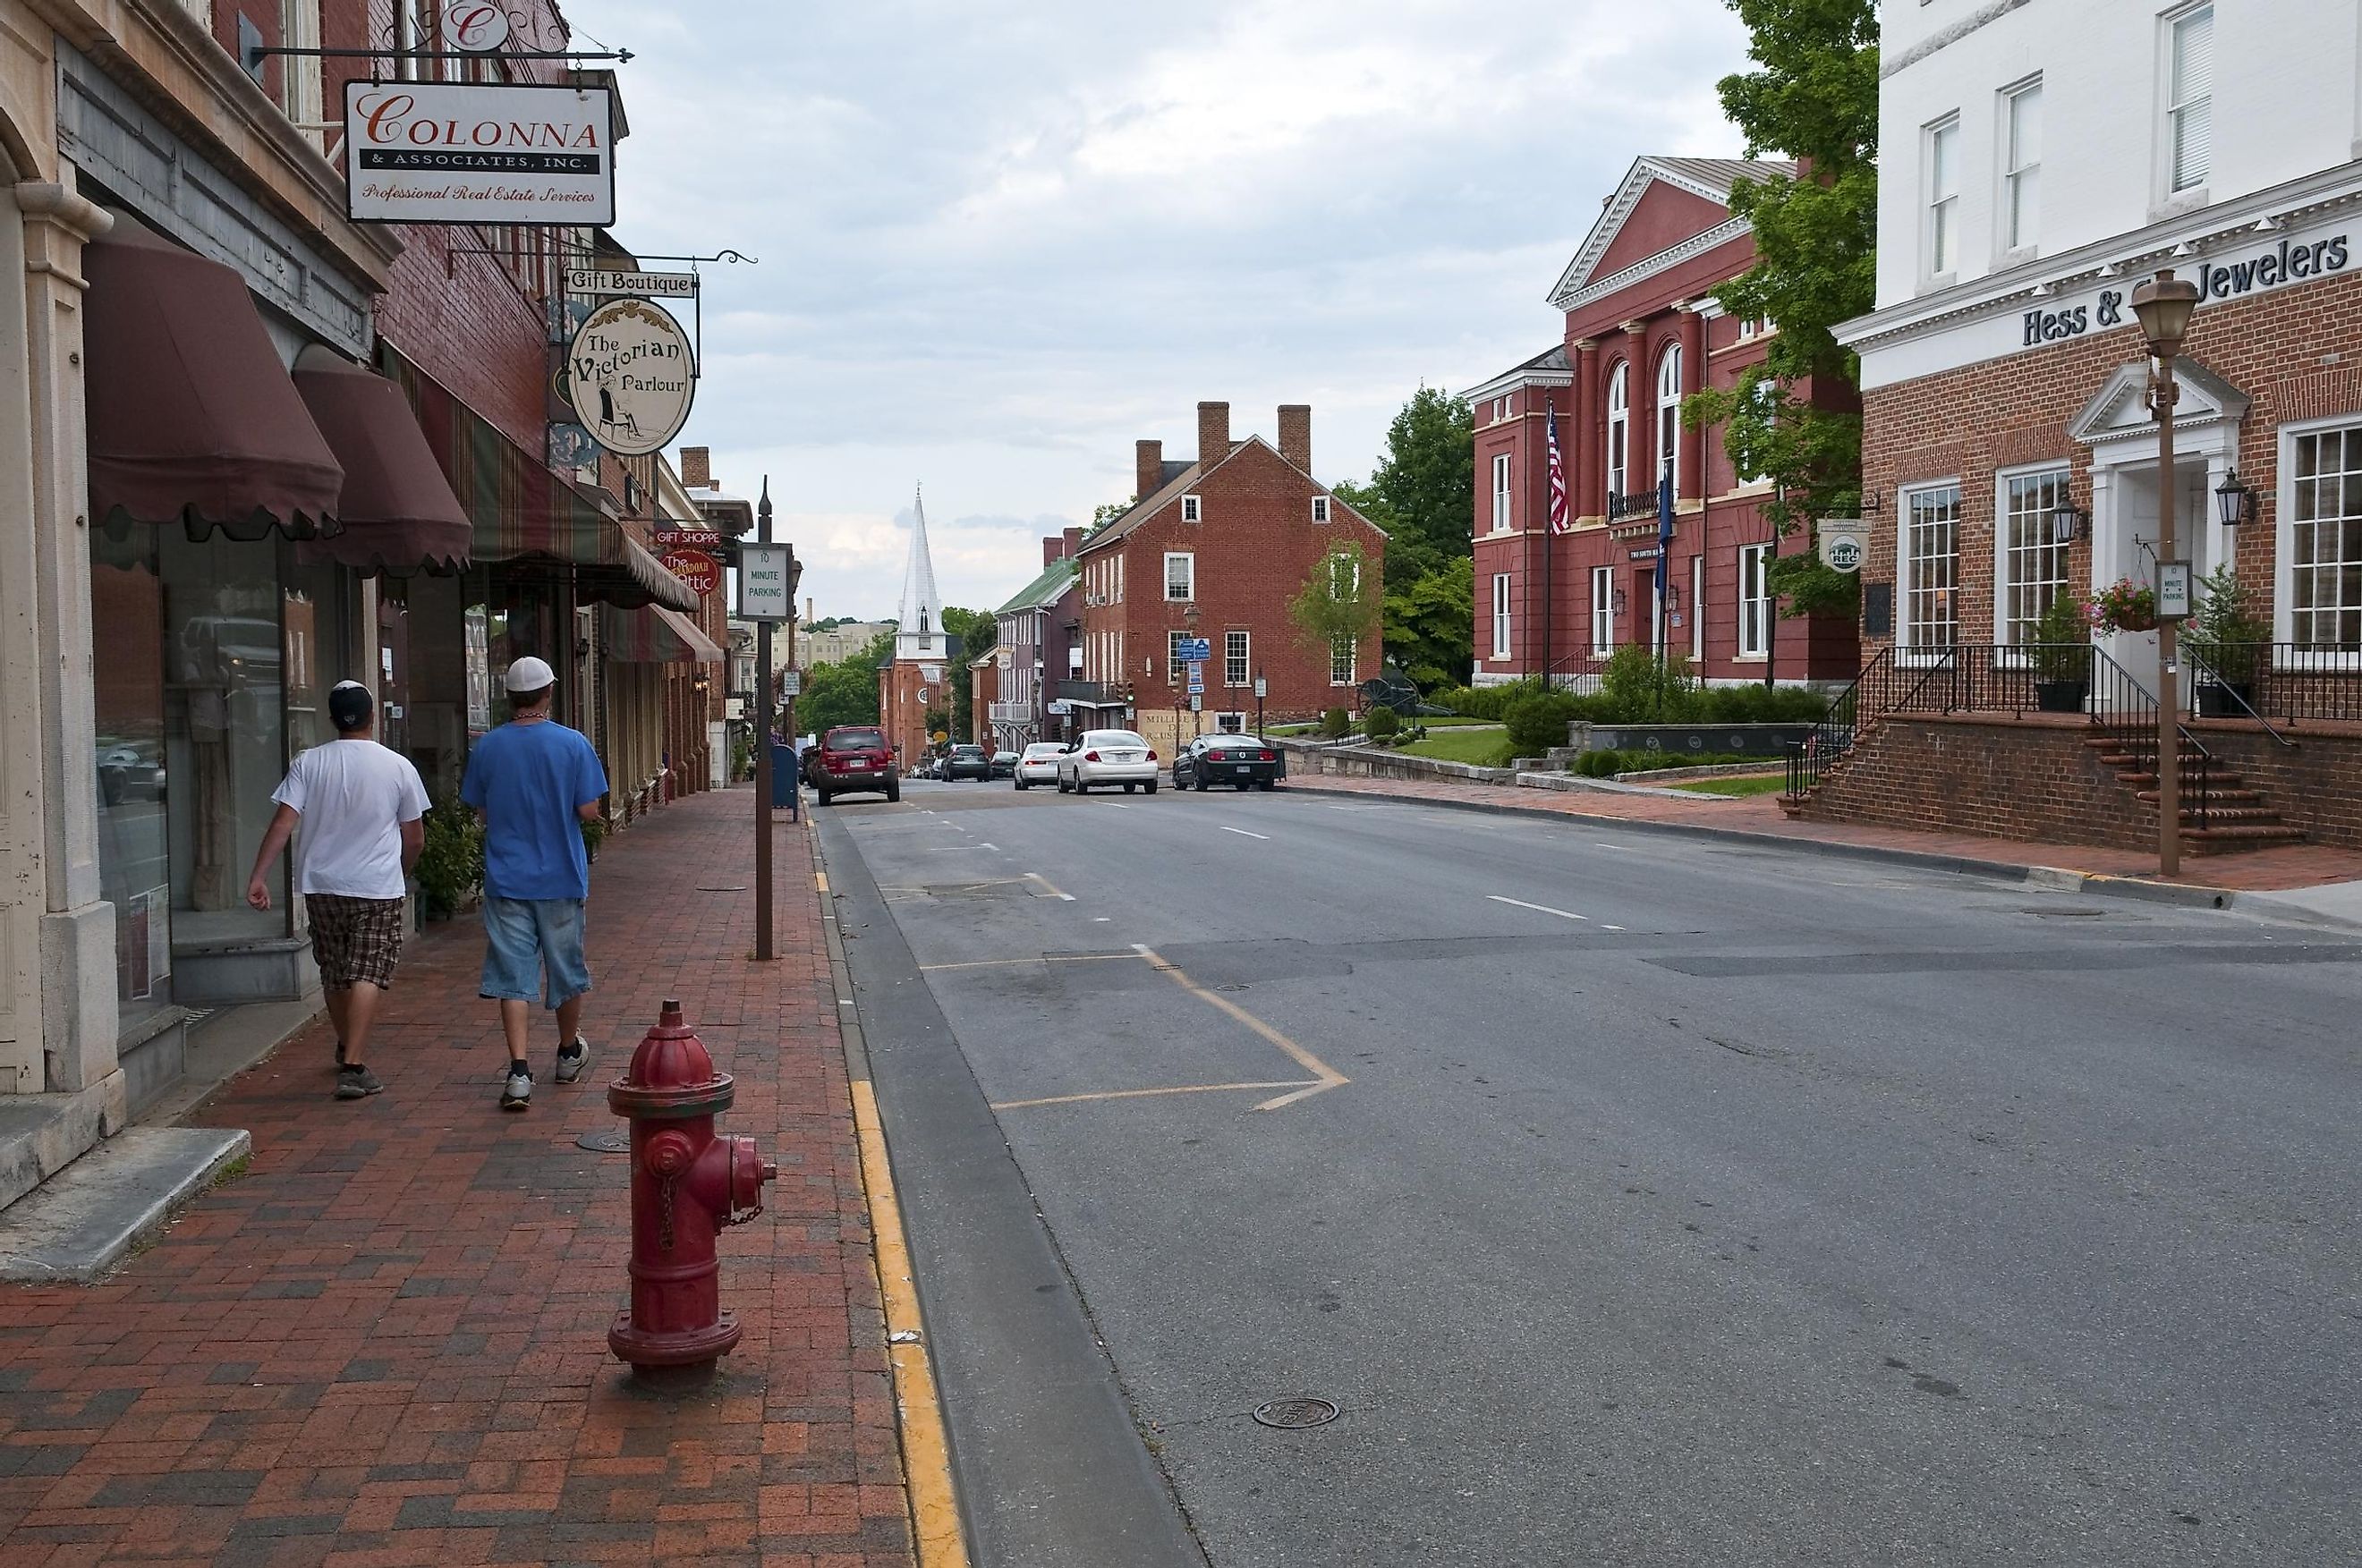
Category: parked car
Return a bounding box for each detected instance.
[943,743,992,782]
[1057,729,1159,794]
[990,750,1018,779]
[809,725,901,805]
[97,738,166,805]
[1175,734,1281,792]
[1013,742,1064,790]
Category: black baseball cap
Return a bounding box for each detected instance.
[328,681,374,733]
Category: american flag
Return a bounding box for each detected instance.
[1545,404,1571,535]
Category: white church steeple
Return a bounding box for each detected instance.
[894,485,946,661]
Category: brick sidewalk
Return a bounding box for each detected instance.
[0,790,914,1567]
[1287,772,2362,892]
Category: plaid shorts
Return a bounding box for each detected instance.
[304,894,407,991]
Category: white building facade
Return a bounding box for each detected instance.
[1842,0,2362,678]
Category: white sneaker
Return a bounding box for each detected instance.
[555,1035,591,1085]
[500,1065,532,1112]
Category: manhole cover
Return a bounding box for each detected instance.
[1252,1397,1339,1430]
[696,884,749,893]
[575,1129,631,1154]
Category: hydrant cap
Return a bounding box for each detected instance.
[621,999,718,1090]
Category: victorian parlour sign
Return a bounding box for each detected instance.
[344,81,616,225]
[565,299,696,457]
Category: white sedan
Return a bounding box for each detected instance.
[1013,742,1066,790]
[1057,730,1160,794]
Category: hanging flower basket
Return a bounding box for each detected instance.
[2087,579,2158,634]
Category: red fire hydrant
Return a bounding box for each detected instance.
[607,1000,776,1378]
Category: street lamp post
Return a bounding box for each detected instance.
[2131,267,2202,878]
[753,479,777,961]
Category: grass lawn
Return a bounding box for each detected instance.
[1671,774,1788,797]
[1398,730,1513,767]
[1418,716,1506,728]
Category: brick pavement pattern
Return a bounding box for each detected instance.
[1288,772,2362,891]
[0,790,915,1568]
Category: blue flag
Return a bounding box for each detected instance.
[1654,460,1674,644]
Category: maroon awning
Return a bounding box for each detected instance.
[291,347,472,575]
[82,225,344,541]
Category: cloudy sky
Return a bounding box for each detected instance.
[559,0,1756,622]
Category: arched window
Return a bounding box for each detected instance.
[1656,343,1685,497]
[1605,362,1629,506]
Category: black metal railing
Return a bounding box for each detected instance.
[2086,645,2214,831]
[2184,642,2362,730]
[1785,646,1938,796]
[1606,488,1661,521]
[1544,652,1606,696]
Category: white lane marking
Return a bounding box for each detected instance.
[1024,872,1076,901]
[1092,916,1112,922]
[1603,924,1627,932]
[1219,826,1270,840]
[979,843,999,852]
[1488,894,1588,922]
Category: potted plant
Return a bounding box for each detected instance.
[2026,590,2092,711]
[2182,561,2271,716]
[2087,578,2159,634]
[413,800,483,921]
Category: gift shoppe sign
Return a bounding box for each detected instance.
[344,81,616,225]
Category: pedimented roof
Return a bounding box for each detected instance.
[1547,156,1795,310]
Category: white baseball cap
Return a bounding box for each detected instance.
[505,655,556,693]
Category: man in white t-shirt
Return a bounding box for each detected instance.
[246,682,430,1099]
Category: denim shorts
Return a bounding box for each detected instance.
[479,897,592,1008]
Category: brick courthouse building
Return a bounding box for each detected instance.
[1796,0,2362,853]
[1467,157,1859,689]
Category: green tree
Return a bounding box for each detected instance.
[796,657,879,735]
[1346,386,1474,590]
[1083,497,1134,538]
[1382,555,1475,692]
[1680,0,1879,620]
[1289,544,1381,693]
[939,606,999,742]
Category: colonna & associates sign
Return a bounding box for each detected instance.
[344,81,616,226]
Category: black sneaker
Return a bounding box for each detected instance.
[335,1064,384,1099]
[554,1035,591,1085]
[500,1065,532,1111]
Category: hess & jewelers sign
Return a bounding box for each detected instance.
[344,81,616,226]
[565,299,695,457]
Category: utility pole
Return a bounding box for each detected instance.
[753,479,775,962]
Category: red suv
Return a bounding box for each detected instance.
[811,725,901,806]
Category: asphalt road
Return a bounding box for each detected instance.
[819,776,2362,1567]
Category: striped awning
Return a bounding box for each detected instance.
[378,343,694,610]
[601,604,725,665]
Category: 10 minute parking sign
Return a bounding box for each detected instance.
[739,544,793,622]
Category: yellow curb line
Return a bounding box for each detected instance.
[853,1080,968,1568]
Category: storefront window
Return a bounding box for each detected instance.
[89,526,172,1023]
[2290,426,2362,648]
[161,530,286,945]
[2003,470,2070,644]
[284,554,354,761]
[1904,484,1961,649]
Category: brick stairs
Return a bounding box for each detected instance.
[2083,735,2307,853]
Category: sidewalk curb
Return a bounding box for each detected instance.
[809,821,967,1568]
[1281,780,2247,914]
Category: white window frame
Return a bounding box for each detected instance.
[1736,542,1772,660]
[1924,114,1962,283]
[1491,572,1512,659]
[1996,464,2070,649]
[1656,343,1684,498]
[1605,362,1629,505]
[1164,551,1194,602]
[1225,630,1251,687]
[1114,553,1124,604]
[2275,414,2362,655]
[279,1,326,148]
[1492,452,1513,532]
[1330,637,1355,687]
[1590,565,1616,657]
[1899,481,1963,656]
[2000,77,2042,255]
[1181,493,1202,523]
[2164,3,2214,198]
[1312,495,1330,524]
[1328,552,1362,598]
[1168,631,1190,684]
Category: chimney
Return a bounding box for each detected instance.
[1063,525,1083,556]
[1197,402,1229,465]
[1134,439,1162,503]
[805,595,816,624]
[1278,404,1311,472]
[1043,535,1063,567]
[680,446,711,489]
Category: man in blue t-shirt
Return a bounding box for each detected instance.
[461,656,609,1112]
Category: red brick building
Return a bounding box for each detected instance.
[1468,157,1858,689]
[1073,403,1385,748]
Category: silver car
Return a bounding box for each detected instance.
[1056,729,1160,794]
